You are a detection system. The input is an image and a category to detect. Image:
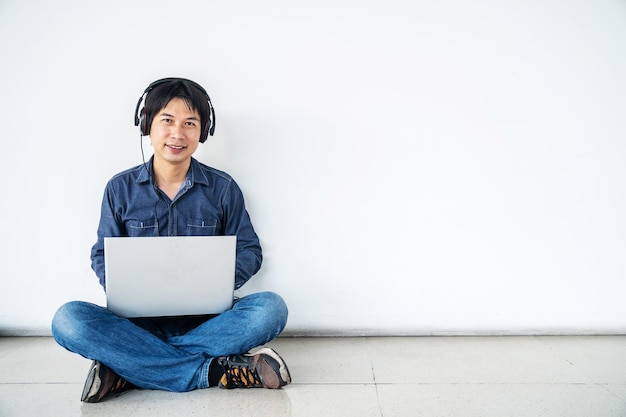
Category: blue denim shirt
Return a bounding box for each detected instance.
[90,157,262,290]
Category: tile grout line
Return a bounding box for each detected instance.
[366,337,385,417]
[370,359,385,417]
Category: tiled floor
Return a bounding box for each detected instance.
[1,336,626,416]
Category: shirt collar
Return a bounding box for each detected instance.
[136,158,153,184]
[135,157,210,187]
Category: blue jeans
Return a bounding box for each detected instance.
[51,291,288,392]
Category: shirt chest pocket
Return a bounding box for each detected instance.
[187,218,219,236]
[126,219,159,237]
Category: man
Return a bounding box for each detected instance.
[51,78,290,402]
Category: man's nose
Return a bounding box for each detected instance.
[170,122,185,137]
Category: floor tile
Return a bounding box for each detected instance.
[0,336,40,357]
[0,337,88,384]
[376,383,626,417]
[0,383,83,417]
[286,384,381,417]
[268,337,374,384]
[536,336,626,384]
[367,336,586,384]
[604,384,626,402]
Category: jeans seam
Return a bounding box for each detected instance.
[198,358,212,389]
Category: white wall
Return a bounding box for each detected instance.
[1,0,625,336]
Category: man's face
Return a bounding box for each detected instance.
[149,97,201,165]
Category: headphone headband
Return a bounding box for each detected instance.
[134,77,216,142]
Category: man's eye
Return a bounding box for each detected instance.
[161,118,172,124]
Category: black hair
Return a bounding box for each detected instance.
[143,79,212,142]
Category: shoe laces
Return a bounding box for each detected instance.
[222,364,262,388]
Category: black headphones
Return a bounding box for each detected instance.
[134,77,216,143]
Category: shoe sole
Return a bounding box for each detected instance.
[81,361,103,402]
[255,347,291,388]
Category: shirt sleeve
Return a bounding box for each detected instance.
[222,179,263,289]
[90,182,125,289]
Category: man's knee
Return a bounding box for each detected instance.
[51,301,99,346]
[239,291,288,334]
[263,291,288,325]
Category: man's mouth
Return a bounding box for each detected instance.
[167,144,185,150]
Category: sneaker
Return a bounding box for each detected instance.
[217,347,291,389]
[81,360,134,403]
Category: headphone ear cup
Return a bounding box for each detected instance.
[200,121,210,143]
[139,109,149,136]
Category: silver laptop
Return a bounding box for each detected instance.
[104,236,236,318]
